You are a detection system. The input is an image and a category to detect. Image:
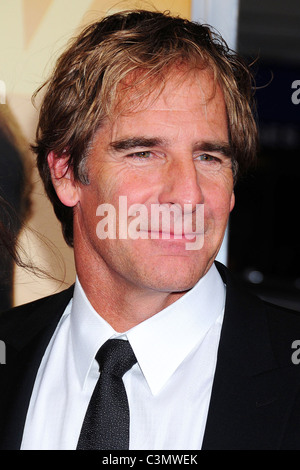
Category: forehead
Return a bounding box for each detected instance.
[104,68,228,140]
[114,67,222,116]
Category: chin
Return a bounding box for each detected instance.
[141,266,205,294]
[121,245,213,293]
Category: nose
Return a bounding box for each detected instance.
[158,158,204,208]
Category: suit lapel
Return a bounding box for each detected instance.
[0,286,74,449]
[202,263,299,450]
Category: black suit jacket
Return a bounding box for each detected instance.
[0,262,300,450]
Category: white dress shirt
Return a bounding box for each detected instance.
[21,263,225,450]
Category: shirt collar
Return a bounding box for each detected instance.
[70,262,225,395]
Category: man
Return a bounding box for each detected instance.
[0,10,300,450]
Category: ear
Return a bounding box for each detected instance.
[47,151,80,207]
[229,191,235,212]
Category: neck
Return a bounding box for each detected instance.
[76,265,184,332]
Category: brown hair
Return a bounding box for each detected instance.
[32,9,258,247]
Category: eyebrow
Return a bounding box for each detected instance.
[109,136,232,157]
[109,137,167,152]
[193,141,232,158]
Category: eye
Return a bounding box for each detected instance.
[127,151,152,159]
[196,153,220,162]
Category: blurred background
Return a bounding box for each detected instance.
[0,0,299,311]
[229,0,300,310]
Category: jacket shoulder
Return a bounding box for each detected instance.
[0,285,74,344]
[216,261,300,366]
[263,300,300,365]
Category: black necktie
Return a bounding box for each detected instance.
[76,339,137,450]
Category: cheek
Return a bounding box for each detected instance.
[204,181,234,223]
[115,174,158,206]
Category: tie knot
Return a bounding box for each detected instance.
[95,339,137,378]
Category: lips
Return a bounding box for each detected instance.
[145,230,202,239]
[127,215,204,237]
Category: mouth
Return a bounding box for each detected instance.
[137,229,203,239]
[133,230,205,251]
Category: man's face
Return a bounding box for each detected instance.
[73,69,235,295]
